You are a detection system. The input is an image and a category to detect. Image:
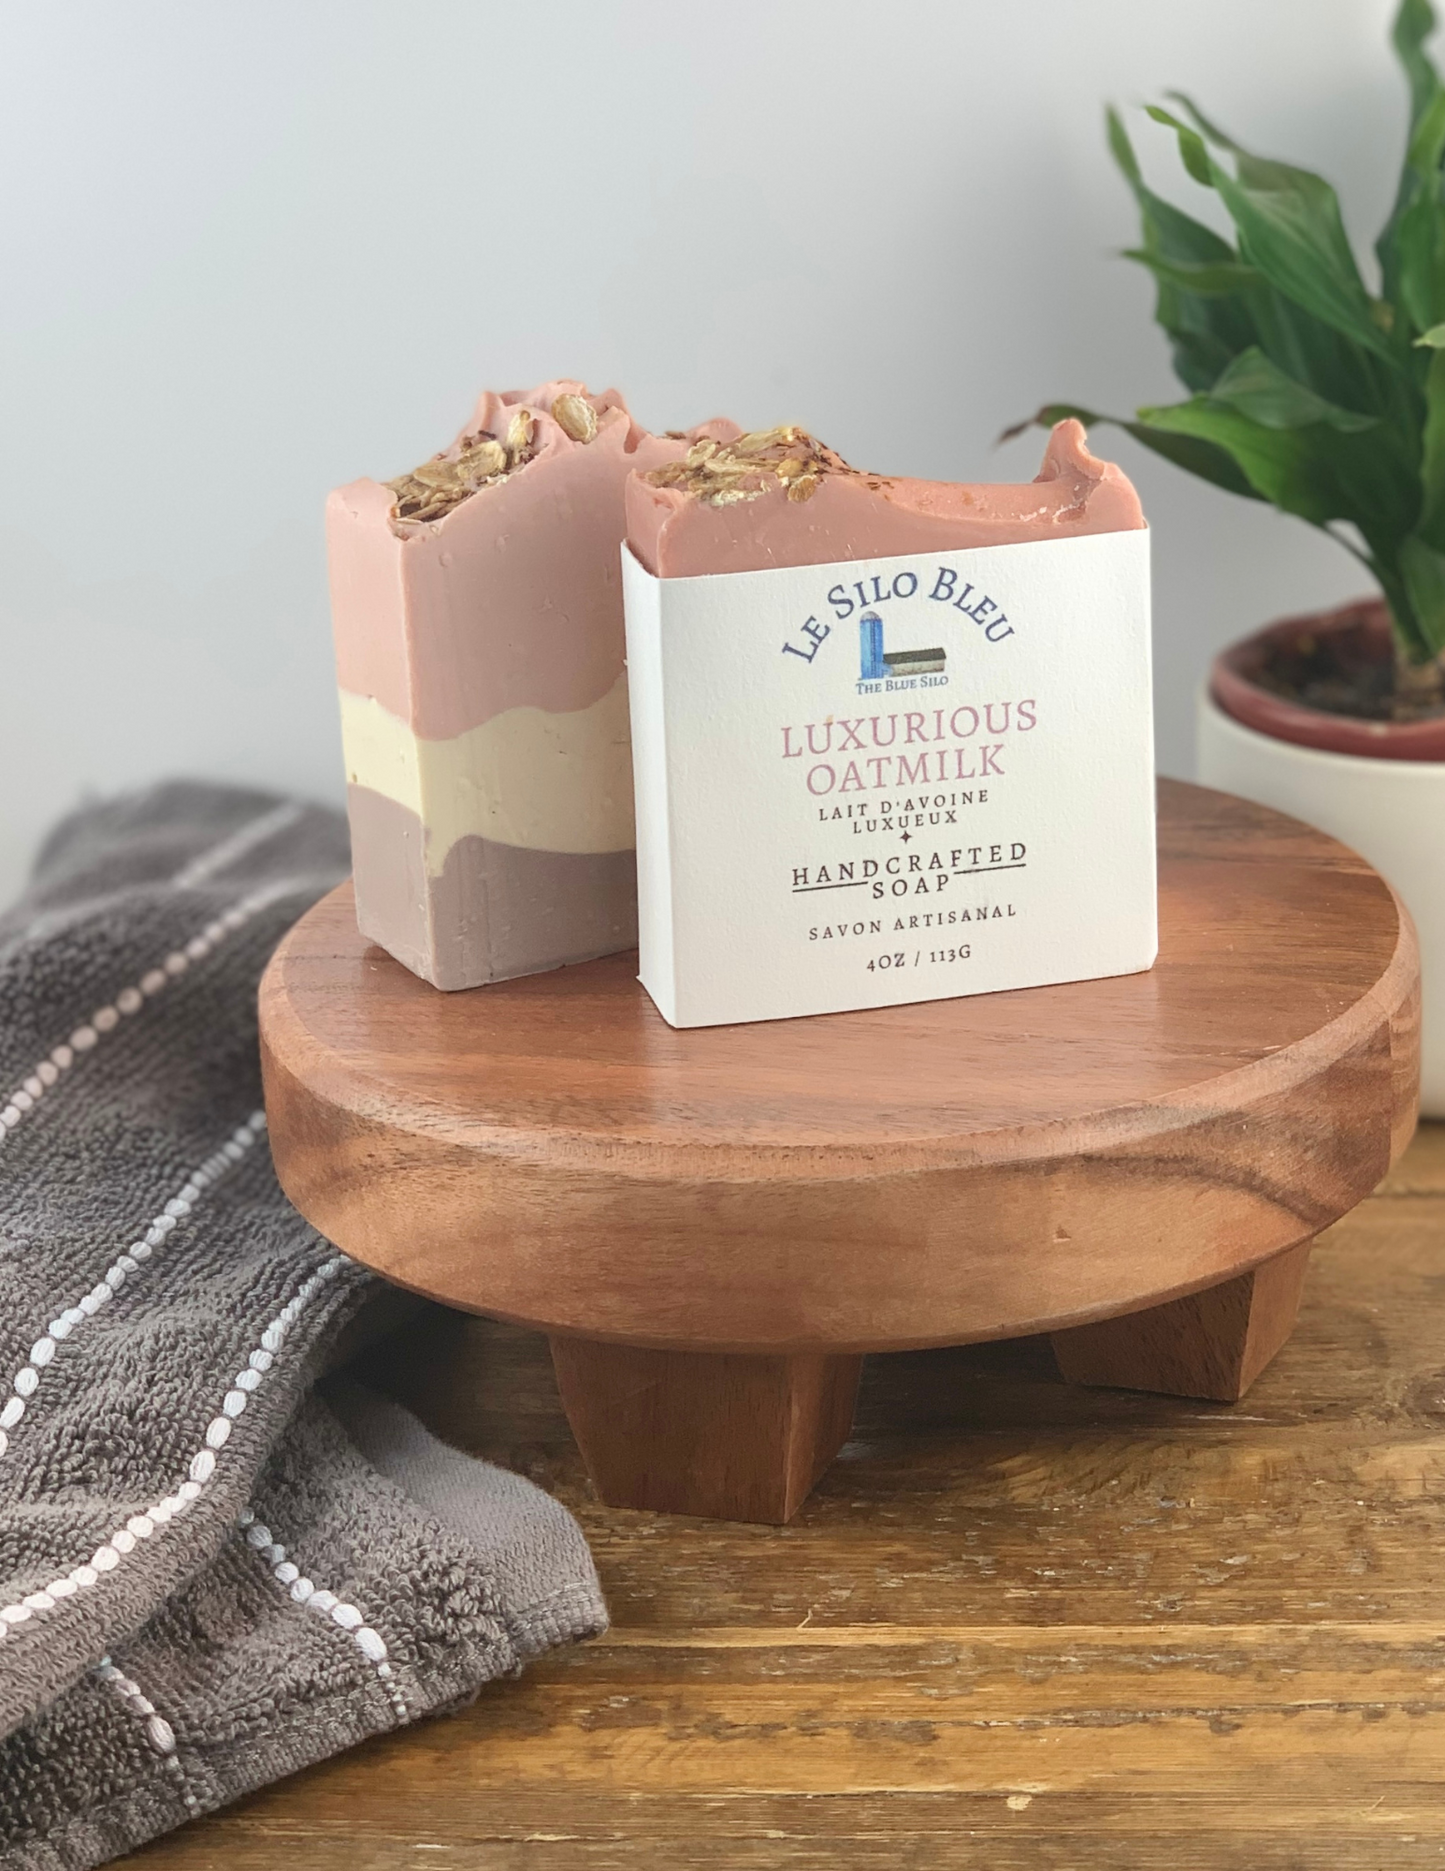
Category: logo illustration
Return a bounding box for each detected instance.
[858,611,946,682]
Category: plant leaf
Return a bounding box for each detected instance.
[1362,551,1429,661]
[1396,181,1445,337]
[1144,103,1214,187]
[1122,250,1263,296]
[1150,103,1395,363]
[1208,347,1380,431]
[1407,81,1445,173]
[1399,530,1445,651]
[1081,41,1445,668]
[1107,107,1235,263]
[1388,88,1445,335]
[1109,107,1259,392]
[1011,395,1416,571]
[1394,0,1442,129]
[1216,164,1395,361]
[1120,245,1261,386]
[1003,402,1259,499]
[1164,91,1248,156]
[1416,341,1445,541]
[1237,262,1399,420]
[1138,392,1416,547]
[1378,3,1445,308]
[1106,102,1144,186]
[1134,396,1340,522]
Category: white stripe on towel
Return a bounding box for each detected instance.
[170,802,305,890]
[237,1509,409,1723]
[0,1253,348,1642]
[0,1111,269,1461]
[93,1657,201,1814]
[0,874,324,1154]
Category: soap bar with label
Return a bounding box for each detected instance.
[327,382,736,990]
[622,422,1155,1029]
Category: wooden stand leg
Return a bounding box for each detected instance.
[549,1338,863,1524]
[1049,1240,1313,1404]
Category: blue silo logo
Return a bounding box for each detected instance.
[859,612,887,681]
[859,611,946,682]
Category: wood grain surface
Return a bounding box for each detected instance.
[259,781,1420,1354]
[131,1124,1445,1869]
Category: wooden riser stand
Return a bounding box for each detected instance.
[258,785,1419,1527]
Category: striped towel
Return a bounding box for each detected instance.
[0,783,606,1868]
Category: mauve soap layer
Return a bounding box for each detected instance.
[625,419,1145,578]
[347,785,638,991]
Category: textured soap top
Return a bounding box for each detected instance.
[383,384,647,532]
[640,424,845,509]
[626,418,1145,578]
[327,381,737,739]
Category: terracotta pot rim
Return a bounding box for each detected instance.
[1209,597,1445,763]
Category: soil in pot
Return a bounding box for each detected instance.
[1211,599,1445,761]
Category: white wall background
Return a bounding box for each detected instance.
[0,0,1413,902]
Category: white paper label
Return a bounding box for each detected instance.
[623,528,1156,1028]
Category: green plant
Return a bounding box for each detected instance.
[1017,0,1445,711]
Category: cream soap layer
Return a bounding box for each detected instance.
[338,677,635,867]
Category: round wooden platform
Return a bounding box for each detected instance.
[261,779,1418,1354]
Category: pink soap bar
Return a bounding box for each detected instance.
[327,382,737,990]
[625,419,1144,577]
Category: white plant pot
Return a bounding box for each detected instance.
[1197,689,1445,1115]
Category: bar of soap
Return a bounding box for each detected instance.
[626,418,1145,576]
[620,417,1154,1028]
[327,382,737,990]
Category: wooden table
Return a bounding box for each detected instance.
[137,1122,1445,1868]
[258,781,1418,1522]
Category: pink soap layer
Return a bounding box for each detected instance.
[625,420,1145,578]
[329,381,737,740]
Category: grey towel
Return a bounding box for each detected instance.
[0,784,607,1866]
